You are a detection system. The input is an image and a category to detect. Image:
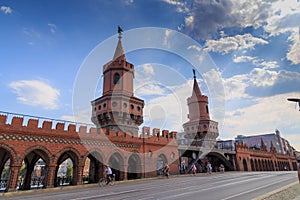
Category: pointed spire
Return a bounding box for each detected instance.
[260,138,267,151]
[192,69,202,97]
[113,26,125,61]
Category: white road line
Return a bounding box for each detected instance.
[157,174,293,200]
[220,177,294,200]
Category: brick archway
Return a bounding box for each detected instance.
[0,143,18,192]
[108,151,125,181]
[82,149,105,184]
[127,153,142,180]
[54,147,81,187]
[18,145,51,190]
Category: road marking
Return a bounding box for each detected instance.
[156,174,294,200]
[220,177,295,200]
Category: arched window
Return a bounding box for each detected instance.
[114,73,120,84]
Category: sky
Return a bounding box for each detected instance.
[1,0,300,150]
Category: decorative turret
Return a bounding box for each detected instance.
[182,70,219,148]
[270,141,277,153]
[260,138,267,151]
[91,26,144,133]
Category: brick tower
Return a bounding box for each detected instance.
[91,27,144,133]
[183,70,219,148]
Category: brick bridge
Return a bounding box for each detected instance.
[0,112,178,192]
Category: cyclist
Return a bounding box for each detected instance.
[104,165,113,185]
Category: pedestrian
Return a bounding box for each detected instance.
[219,164,225,173]
[164,163,170,178]
[192,164,197,175]
[207,162,212,174]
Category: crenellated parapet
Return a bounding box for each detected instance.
[0,114,177,147]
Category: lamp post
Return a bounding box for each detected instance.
[287,98,300,183]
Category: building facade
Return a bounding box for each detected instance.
[235,129,295,155]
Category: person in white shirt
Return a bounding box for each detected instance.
[104,165,113,184]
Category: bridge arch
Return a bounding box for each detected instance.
[127,152,142,180]
[18,145,51,190]
[206,151,234,171]
[0,143,18,192]
[108,151,125,181]
[54,147,81,187]
[82,149,105,184]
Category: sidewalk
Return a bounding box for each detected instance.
[254,182,300,200]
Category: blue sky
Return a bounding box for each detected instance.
[1,0,300,150]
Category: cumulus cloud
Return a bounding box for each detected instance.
[204,34,268,54]
[161,0,190,13]
[286,31,300,65]
[222,92,300,150]
[234,55,279,69]
[178,0,300,64]
[0,5,12,14]
[9,80,60,109]
[183,0,273,39]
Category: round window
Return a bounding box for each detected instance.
[103,103,106,108]
[130,104,134,109]
[112,102,117,107]
[123,102,127,108]
[137,106,141,111]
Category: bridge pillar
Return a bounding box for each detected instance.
[46,165,57,188]
[77,165,84,185]
[7,165,20,192]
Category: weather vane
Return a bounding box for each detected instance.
[118,25,123,39]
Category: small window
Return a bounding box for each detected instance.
[206,105,209,113]
[114,73,120,84]
[112,102,117,107]
[103,103,106,108]
[130,104,134,109]
[123,102,127,108]
[137,106,141,111]
[98,105,101,110]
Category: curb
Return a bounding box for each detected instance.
[252,182,299,200]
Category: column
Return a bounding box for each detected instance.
[7,165,21,192]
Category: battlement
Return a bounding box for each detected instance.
[0,112,177,145]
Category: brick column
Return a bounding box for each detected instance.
[77,165,84,185]
[7,165,21,192]
[46,165,57,188]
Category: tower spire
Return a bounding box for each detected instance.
[192,69,201,97]
[113,26,125,61]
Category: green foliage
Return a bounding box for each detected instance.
[66,164,73,177]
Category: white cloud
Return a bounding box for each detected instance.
[286,31,300,65]
[234,55,279,69]
[0,6,12,14]
[9,80,60,110]
[161,0,190,13]
[124,0,134,5]
[204,34,268,54]
[142,63,154,75]
[48,23,57,34]
[222,92,300,150]
[61,109,93,124]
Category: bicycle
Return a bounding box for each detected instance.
[98,174,115,186]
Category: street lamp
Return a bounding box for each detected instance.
[287,98,300,183]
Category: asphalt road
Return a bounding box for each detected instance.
[2,171,298,200]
